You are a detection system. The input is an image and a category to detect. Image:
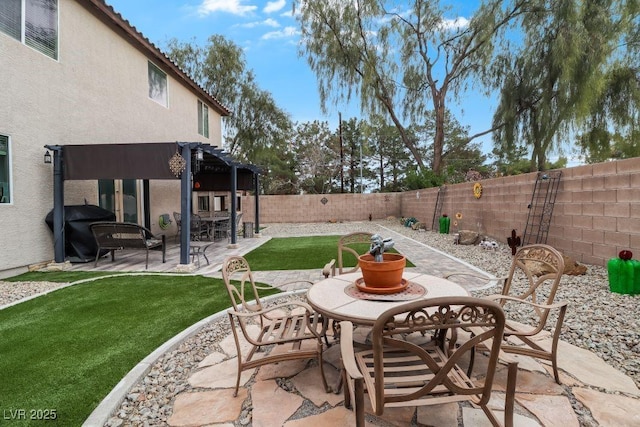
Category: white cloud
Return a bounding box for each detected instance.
[236,18,281,29]
[198,0,257,16]
[263,18,280,27]
[439,17,470,31]
[264,0,286,14]
[262,25,299,40]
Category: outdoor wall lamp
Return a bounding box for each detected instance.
[196,147,204,161]
[44,150,52,164]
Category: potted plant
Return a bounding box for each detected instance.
[358,234,406,292]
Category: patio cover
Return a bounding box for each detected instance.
[62,142,257,190]
[46,142,262,265]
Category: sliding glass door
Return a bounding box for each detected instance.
[98,179,140,223]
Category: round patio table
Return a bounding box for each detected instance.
[306,271,468,327]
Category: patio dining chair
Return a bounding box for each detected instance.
[340,296,518,427]
[227,212,243,242]
[320,232,374,341]
[446,243,567,384]
[322,232,373,278]
[190,214,210,241]
[173,212,181,243]
[221,256,330,397]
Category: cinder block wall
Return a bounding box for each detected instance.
[242,157,640,267]
[243,193,402,224]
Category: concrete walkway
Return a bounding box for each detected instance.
[94,225,640,426]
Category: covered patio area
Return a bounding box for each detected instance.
[44,142,262,268]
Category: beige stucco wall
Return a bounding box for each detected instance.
[0,0,223,274]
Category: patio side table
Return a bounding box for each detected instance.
[190,241,214,267]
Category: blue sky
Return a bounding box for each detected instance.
[105,0,496,153]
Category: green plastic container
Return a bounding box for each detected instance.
[607,258,640,295]
[439,216,450,234]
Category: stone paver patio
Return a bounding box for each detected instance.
[86,224,640,426]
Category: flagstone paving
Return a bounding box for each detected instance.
[161,231,640,426]
[93,223,640,426]
[165,327,640,426]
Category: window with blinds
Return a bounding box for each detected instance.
[198,100,209,138]
[0,0,58,60]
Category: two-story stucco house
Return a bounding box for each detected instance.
[0,0,232,277]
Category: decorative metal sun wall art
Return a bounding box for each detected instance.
[473,182,483,199]
[169,151,187,177]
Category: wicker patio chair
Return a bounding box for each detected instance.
[221,255,329,397]
[340,296,518,427]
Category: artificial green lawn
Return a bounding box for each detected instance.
[0,273,278,426]
[243,235,414,270]
[2,235,410,425]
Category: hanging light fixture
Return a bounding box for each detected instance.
[44,150,52,164]
[194,147,204,174]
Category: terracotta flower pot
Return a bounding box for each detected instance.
[358,253,406,288]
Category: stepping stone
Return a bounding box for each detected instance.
[283,406,357,427]
[417,403,459,426]
[197,350,226,368]
[255,357,309,381]
[516,393,580,427]
[462,407,541,427]
[557,341,640,395]
[573,387,640,427]
[218,324,262,358]
[251,380,303,427]
[167,388,247,426]
[188,357,255,389]
[292,364,342,406]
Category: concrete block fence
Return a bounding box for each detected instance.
[241,157,640,267]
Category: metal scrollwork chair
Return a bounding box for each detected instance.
[172,212,181,243]
[447,244,567,384]
[484,244,566,384]
[340,296,518,427]
[222,256,330,397]
[190,214,210,241]
[322,232,373,278]
[227,212,243,242]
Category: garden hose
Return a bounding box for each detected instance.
[159,214,171,230]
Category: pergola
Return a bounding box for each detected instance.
[45,142,261,265]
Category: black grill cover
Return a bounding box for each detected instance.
[45,205,116,262]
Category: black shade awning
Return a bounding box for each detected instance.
[61,142,261,185]
[63,143,178,180]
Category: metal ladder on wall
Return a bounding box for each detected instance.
[431,185,447,231]
[522,171,562,245]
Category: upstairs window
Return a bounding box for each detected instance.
[0,0,58,60]
[0,135,11,204]
[198,100,209,138]
[148,62,168,107]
